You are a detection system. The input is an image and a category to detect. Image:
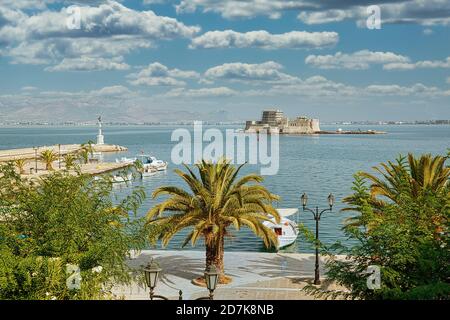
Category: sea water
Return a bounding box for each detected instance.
[0,124,448,253]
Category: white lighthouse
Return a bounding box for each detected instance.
[96,116,104,145]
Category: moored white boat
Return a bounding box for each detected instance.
[115,157,136,164]
[138,155,168,171]
[141,166,158,177]
[263,208,299,250]
[111,173,133,183]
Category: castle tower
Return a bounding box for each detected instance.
[96,116,104,145]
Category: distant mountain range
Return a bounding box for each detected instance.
[0,106,231,124]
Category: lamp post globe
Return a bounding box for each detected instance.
[144,261,161,290]
[204,265,218,299]
[301,193,308,208]
[328,193,335,208]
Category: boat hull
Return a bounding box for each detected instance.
[263,208,299,250]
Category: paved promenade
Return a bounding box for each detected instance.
[0,143,127,162]
[114,250,348,300]
[0,143,130,177]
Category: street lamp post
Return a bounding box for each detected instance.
[300,193,335,285]
[33,146,38,173]
[196,265,219,300]
[143,261,218,300]
[58,144,61,169]
[143,261,182,300]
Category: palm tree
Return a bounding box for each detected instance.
[343,153,450,227]
[14,159,27,174]
[78,141,95,165]
[39,150,58,171]
[63,154,77,170]
[362,153,449,201]
[146,159,280,283]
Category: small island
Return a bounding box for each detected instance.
[245,109,386,135]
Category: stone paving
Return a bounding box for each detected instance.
[113,250,349,300]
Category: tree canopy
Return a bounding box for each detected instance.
[0,163,149,299]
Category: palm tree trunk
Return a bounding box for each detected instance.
[205,231,226,282]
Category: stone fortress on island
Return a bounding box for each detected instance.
[244,109,386,135]
[245,109,320,134]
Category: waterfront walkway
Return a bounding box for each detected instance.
[0,144,130,177]
[114,250,348,300]
[0,144,127,162]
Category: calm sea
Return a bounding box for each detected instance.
[1,124,449,253]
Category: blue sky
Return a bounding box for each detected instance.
[0,0,449,122]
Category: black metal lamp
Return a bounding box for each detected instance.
[144,260,167,300]
[301,193,308,208]
[205,265,218,298]
[197,265,219,300]
[328,193,335,209]
[33,146,38,172]
[144,260,161,290]
[300,193,335,285]
[143,260,183,300]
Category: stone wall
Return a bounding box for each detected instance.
[280,118,320,134]
[245,115,320,134]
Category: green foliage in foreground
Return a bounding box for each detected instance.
[301,153,450,300]
[0,163,152,300]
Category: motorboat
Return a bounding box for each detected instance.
[138,155,168,171]
[115,157,136,164]
[140,166,158,177]
[111,173,133,183]
[263,208,299,250]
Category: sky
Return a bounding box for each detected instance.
[0,0,449,123]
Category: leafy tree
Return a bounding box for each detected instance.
[0,163,151,299]
[146,159,280,283]
[302,153,449,300]
[39,150,58,171]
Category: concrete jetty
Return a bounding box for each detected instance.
[0,143,130,178]
[0,144,127,163]
[317,129,386,135]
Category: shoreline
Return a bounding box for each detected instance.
[243,130,387,135]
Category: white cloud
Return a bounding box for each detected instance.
[383,57,450,70]
[90,85,132,96]
[365,83,441,96]
[244,77,446,99]
[127,62,199,86]
[204,61,299,84]
[298,9,360,25]
[143,0,166,4]
[163,87,237,98]
[17,2,199,42]
[45,56,130,72]
[20,86,38,91]
[305,50,410,70]
[2,71,449,122]
[0,0,49,10]
[0,1,200,66]
[190,30,338,49]
[176,0,450,26]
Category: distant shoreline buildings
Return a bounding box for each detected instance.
[245,109,320,134]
